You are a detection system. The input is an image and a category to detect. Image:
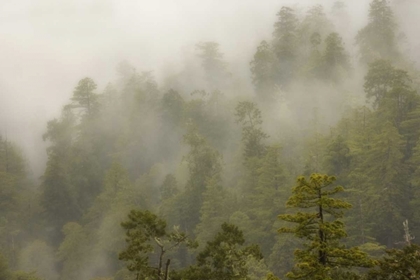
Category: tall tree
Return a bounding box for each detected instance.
[176,223,263,280]
[250,40,278,103]
[180,124,223,232]
[356,0,399,63]
[119,210,193,280]
[279,174,374,279]
[196,42,229,90]
[68,77,98,116]
[321,32,351,83]
[272,6,299,87]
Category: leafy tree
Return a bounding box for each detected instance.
[119,210,194,280]
[278,174,374,279]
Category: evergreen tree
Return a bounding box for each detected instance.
[119,210,193,280]
[196,42,229,90]
[176,223,263,280]
[278,174,374,279]
[272,6,299,87]
[366,244,420,279]
[356,0,399,63]
[321,32,350,83]
[180,124,223,232]
[68,77,98,116]
[250,40,278,103]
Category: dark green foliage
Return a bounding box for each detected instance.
[176,223,263,280]
[180,124,223,232]
[119,210,193,280]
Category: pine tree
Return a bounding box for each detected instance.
[278,174,374,279]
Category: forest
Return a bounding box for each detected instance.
[1,0,420,279]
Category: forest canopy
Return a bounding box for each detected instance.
[2,0,420,279]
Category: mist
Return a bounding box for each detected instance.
[2,0,420,279]
[0,0,373,177]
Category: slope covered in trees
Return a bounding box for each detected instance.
[2,0,420,279]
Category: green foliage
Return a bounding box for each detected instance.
[119,210,194,280]
[250,40,278,103]
[321,32,350,83]
[279,174,374,279]
[235,101,268,160]
[366,244,420,279]
[356,0,399,63]
[272,6,299,86]
[68,77,98,116]
[178,223,263,280]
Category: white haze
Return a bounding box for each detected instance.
[1,0,418,177]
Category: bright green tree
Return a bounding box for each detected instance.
[278,174,374,279]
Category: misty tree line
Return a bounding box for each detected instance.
[1,0,420,279]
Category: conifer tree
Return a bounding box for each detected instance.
[68,77,98,116]
[356,0,399,63]
[278,174,374,279]
[250,40,278,103]
[119,210,193,280]
[321,32,350,83]
[272,6,299,87]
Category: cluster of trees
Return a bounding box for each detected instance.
[1,0,420,279]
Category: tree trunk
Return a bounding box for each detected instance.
[164,259,171,280]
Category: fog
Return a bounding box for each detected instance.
[0,0,374,177]
[3,1,420,279]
